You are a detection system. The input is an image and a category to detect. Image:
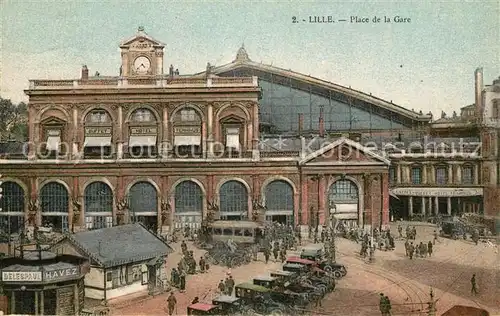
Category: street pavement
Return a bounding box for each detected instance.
[110,223,499,316]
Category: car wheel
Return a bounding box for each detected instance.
[333,270,342,279]
[323,265,333,273]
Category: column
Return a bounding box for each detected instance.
[252,102,260,159]
[207,103,214,158]
[422,163,427,184]
[301,177,308,226]
[421,196,426,214]
[447,197,452,215]
[474,165,479,184]
[318,175,326,225]
[40,290,44,315]
[72,107,79,158]
[405,165,411,183]
[456,164,462,184]
[428,197,432,215]
[117,105,124,159]
[430,165,435,184]
[396,164,401,184]
[408,196,413,217]
[448,164,453,184]
[35,291,39,315]
[162,106,169,158]
[73,283,79,314]
[434,196,439,215]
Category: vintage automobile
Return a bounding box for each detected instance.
[283,260,335,293]
[234,282,289,315]
[440,221,466,240]
[253,275,278,288]
[211,295,247,315]
[298,246,348,278]
[186,303,221,315]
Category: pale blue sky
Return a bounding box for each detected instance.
[1,1,498,115]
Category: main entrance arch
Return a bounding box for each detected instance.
[219,180,248,220]
[327,179,359,228]
[264,180,294,225]
[128,181,158,231]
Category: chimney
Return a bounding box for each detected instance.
[81,65,89,80]
[169,64,174,77]
[474,67,483,118]
[298,113,304,135]
[319,107,325,137]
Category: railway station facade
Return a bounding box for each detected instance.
[0,28,495,237]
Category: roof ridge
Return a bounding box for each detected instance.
[68,233,104,265]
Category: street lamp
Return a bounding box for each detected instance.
[328,200,337,262]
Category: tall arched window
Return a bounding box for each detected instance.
[328,179,359,226]
[83,109,112,158]
[264,180,294,225]
[219,180,248,220]
[128,181,158,231]
[0,182,25,234]
[128,108,158,158]
[40,182,69,232]
[84,182,113,230]
[174,181,203,229]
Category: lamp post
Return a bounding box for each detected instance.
[328,200,337,262]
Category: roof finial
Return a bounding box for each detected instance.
[235,44,249,62]
[138,25,145,32]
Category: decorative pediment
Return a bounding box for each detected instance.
[220,114,245,123]
[299,137,390,165]
[41,116,66,126]
[120,27,165,48]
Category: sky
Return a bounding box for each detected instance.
[1,1,498,115]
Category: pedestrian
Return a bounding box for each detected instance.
[433,230,439,244]
[179,269,186,293]
[279,247,286,263]
[379,293,387,315]
[227,275,235,296]
[264,247,270,264]
[404,240,409,257]
[427,241,433,257]
[218,280,226,294]
[181,240,187,255]
[408,242,414,260]
[170,267,179,287]
[224,277,231,295]
[199,256,205,273]
[167,291,177,316]
[252,245,258,261]
[384,295,392,315]
[398,224,403,238]
[471,274,478,295]
[273,241,279,262]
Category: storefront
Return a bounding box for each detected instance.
[0,249,89,315]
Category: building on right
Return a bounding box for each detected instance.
[478,71,500,218]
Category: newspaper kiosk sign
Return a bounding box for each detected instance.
[2,271,42,282]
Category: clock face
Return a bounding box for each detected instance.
[134,56,151,74]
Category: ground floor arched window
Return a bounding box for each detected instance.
[327,179,359,229]
[174,180,203,229]
[128,182,158,231]
[0,181,26,236]
[219,181,248,221]
[264,180,294,225]
[84,181,113,230]
[40,182,69,233]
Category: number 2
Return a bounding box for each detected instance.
[292,16,297,23]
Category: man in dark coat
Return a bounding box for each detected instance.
[167,292,177,315]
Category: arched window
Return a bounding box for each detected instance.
[0,182,25,234]
[175,181,203,213]
[328,180,358,202]
[174,180,203,229]
[128,181,158,231]
[219,181,248,220]
[84,182,113,230]
[83,109,112,158]
[264,180,294,225]
[40,182,69,232]
[128,108,158,158]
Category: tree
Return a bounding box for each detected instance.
[0,97,28,141]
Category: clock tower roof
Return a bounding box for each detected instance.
[120,26,165,48]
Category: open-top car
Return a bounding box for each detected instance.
[253,275,278,288]
[235,282,289,315]
[187,303,221,315]
[299,245,348,278]
[211,295,246,315]
[283,259,335,293]
[269,269,295,281]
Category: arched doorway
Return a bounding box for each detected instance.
[84,182,113,230]
[40,182,69,232]
[219,181,248,220]
[264,180,294,225]
[0,182,25,235]
[128,181,158,231]
[327,179,359,229]
[174,181,203,229]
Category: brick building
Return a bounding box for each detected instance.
[0,28,495,239]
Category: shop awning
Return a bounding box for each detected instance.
[226,134,240,150]
[129,135,157,147]
[174,135,201,146]
[84,136,112,147]
[46,136,60,151]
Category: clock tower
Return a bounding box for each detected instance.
[120,26,164,77]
